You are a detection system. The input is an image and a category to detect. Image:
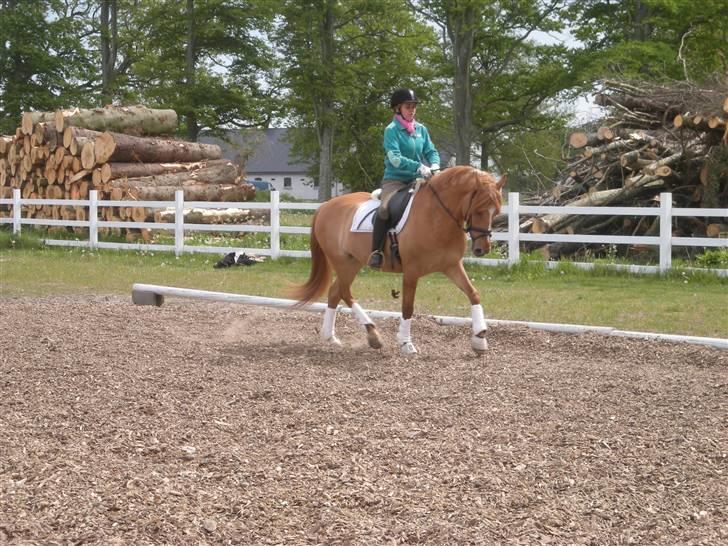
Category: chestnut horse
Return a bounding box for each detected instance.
[289,165,506,355]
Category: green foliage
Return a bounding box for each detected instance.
[0,227,44,250]
[129,0,277,140]
[276,0,439,194]
[1,0,726,202]
[696,249,728,269]
[0,0,96,133]
[569,0,728,81]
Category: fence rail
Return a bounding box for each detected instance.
[2,188,726,276]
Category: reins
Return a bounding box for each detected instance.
[427,180,493,242]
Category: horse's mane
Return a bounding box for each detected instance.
[431,166,503,208]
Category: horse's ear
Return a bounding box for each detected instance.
[496,174,507,190]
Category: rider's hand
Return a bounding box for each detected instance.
[431,164,440,176]
[417,164,432,179]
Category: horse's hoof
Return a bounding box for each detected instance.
[365,324,382,349]
[367,332,382,349]
[400,342,418,355]
[323,335,342,347]
[471,334,488,353]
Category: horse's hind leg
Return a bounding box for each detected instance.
[319,278,343,346]
[330,268,382,350]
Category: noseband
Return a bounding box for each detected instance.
[427,183,493,242]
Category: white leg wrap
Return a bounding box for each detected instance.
[350,303,374,326]
[397,317,417,354]
[471,304,487,335]
[471,304,488,353]
[321,307,340,345]
[397,317,412,344]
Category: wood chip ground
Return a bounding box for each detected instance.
[1,296,726,545]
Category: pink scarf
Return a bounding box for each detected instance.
[394,113,415,135]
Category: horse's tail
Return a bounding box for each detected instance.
[287,211,332,305]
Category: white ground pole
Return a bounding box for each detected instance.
[131,283,728,351]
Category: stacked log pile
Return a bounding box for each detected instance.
[516,79,728,259]
[0,105,257,239]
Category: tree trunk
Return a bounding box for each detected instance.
[318,124,334,202]
[480,138,489,170]
[21,112,56,134]
[108,160,240,188]
[184,0,200,142]
[98,132,221,163]
[448,4,476,165]
[127,183,253,201]
[63,126,103,149]
[54,106,178,135]
[154,207,269,224]
[316,1,335,202]
[100,158,232,182]
[100,0,118,104]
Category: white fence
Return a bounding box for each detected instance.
[1,188,727,276]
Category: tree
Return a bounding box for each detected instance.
[569,0,728,82]
[277,0,437,198]
[100,0,119,103]
[275,0,340,201]
[0,0,95,133]
[411,0,574,166]
[129,0,277,141]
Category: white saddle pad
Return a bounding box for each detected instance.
[350,193,416,233]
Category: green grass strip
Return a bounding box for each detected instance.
[1,236,725,339]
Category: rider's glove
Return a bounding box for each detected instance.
[431,164,440,175]
[417,164,432,179]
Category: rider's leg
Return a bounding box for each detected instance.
[367,213,388,269]
[368,181,404,269]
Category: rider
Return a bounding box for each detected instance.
[367,88,440,270]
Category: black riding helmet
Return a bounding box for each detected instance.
[390,88,418,109]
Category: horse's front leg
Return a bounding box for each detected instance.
[398,274,420,355]
[444,263,488,354]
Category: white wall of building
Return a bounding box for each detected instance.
[249,173,346,201]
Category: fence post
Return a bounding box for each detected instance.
[659,192,672,274]
[507,192,520,266]
[12,188,21,235]
[175,189,184,257]
[270,190,280,259]
[89,190,98,249]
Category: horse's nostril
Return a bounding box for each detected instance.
[473,248,484,257]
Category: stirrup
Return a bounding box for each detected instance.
[367,250,384,269]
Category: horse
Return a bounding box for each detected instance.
[288,165,506,355]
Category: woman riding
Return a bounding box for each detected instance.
[367,88,440,270]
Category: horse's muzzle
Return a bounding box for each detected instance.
[472,245,488,257]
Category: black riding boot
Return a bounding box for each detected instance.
[367,214,388,269]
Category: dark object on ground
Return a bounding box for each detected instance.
[214,251,258,268]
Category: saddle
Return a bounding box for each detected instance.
[383,185,415,229]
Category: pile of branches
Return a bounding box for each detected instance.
[0,106,258,241]
[518,79,728,260]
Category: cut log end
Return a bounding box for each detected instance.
[81,141,96,170]
[596,126,614,141]
[569,132,588,149]
[21,113,35,135]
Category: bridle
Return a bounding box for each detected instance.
[427,181,493,243]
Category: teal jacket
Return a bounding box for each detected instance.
[382,119,440,182]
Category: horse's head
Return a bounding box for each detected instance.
[465,171,507,257]
[427,166,506,256]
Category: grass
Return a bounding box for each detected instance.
[1,230,726,339]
